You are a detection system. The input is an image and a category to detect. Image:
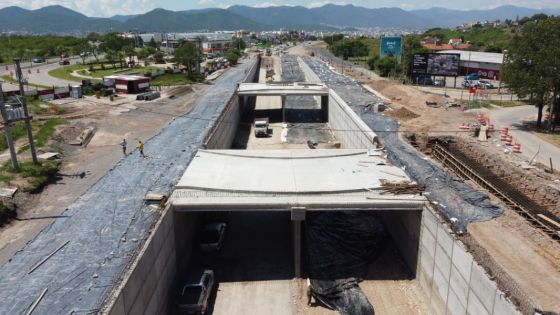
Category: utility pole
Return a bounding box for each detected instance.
[0,84,19,171]
[14,58,38,164]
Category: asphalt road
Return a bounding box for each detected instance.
[490,105,560,169]
[0,56,96,90]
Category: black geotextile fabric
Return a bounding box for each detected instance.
[297,55,503,315]
[306,211,385,315]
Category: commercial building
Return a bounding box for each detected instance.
[437,49,504,80]
[103,75,150,94]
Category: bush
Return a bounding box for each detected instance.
[83,86,95,96]
[2,160,60,193]
[0,201,16,226]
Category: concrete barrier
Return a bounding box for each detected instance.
[103,206,178,315]
[204,57,261,149]
[328,90,378,149]
[417,207,521,315]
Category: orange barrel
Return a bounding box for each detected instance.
[500,133,507,141]
[488,123,494,130]
[501,127,508,134]
[505,135,513,146]
[513,143,521,153]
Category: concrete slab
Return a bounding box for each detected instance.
[0,187,17,198]
[37,152,60,160]
[451,241,473,283]
[469,263,497,313]
[467,290,491,315]
[177,149,409,193]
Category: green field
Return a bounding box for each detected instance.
[49,63,158,82]
[151,73,193,86]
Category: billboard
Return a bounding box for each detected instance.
[380,36,403,62]
[412,53,460,76]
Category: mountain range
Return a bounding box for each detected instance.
[0,4,558,34]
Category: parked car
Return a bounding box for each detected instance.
[476,80,494,89]
[462,80,476,88]
[416,76,434,86]
[199,223,226,252]
[178,270,214,314]
[59,59,70,65]
[434,78,445,86]
[32,56,45,63]
[464,73,480,80]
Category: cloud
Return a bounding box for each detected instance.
[307,1,348,8]
[0,0,156,16]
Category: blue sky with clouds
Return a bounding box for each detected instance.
[2,0,559,17]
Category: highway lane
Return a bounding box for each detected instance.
[0,56,97,90]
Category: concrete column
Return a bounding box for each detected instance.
[321,95,329,122]
[281,95,287,123]
[291,207,306,278]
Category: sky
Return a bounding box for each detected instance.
[0,0,559,17]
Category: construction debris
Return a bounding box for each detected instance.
[378,179,423,195]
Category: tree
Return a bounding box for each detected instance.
[503,17,560,130]
[153,51,164,64]
[148,38,158,48]
[376,57,398,77]
[75,40,91,64]
[232,38,247,51]
[174,42,201,76]
[367,56,378,70]
[106,50,117,68]
[226,50,241,65]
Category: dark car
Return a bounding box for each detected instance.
[416,76,434,86]
[464,73,480,80]
[178,270,214,314]
[199,222,226,252]
[32,56,45,63]
[59,59,70,65]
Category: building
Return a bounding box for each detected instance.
[437,50,504,79]
[103,75,150,94]
[160,33,235,54]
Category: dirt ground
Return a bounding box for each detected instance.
[328,61,560,313]
[0,84,207,266]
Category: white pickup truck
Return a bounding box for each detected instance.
[254,118,269,137]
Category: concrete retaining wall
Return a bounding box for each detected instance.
[105,206,177,315]
[417,207,521,315]
[379,210,422,274]
[328,90,378,149]
[204,57,260,149]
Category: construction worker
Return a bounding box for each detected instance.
[120,139,127,156]
[137,140,145,158]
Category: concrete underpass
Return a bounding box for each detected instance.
[169,55,430,315]
[100,53,520,315]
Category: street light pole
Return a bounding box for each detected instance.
[499,49,507,101]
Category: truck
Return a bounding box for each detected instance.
[265,48,272,56]
[254,118,269,137]
[178,270,214,314]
